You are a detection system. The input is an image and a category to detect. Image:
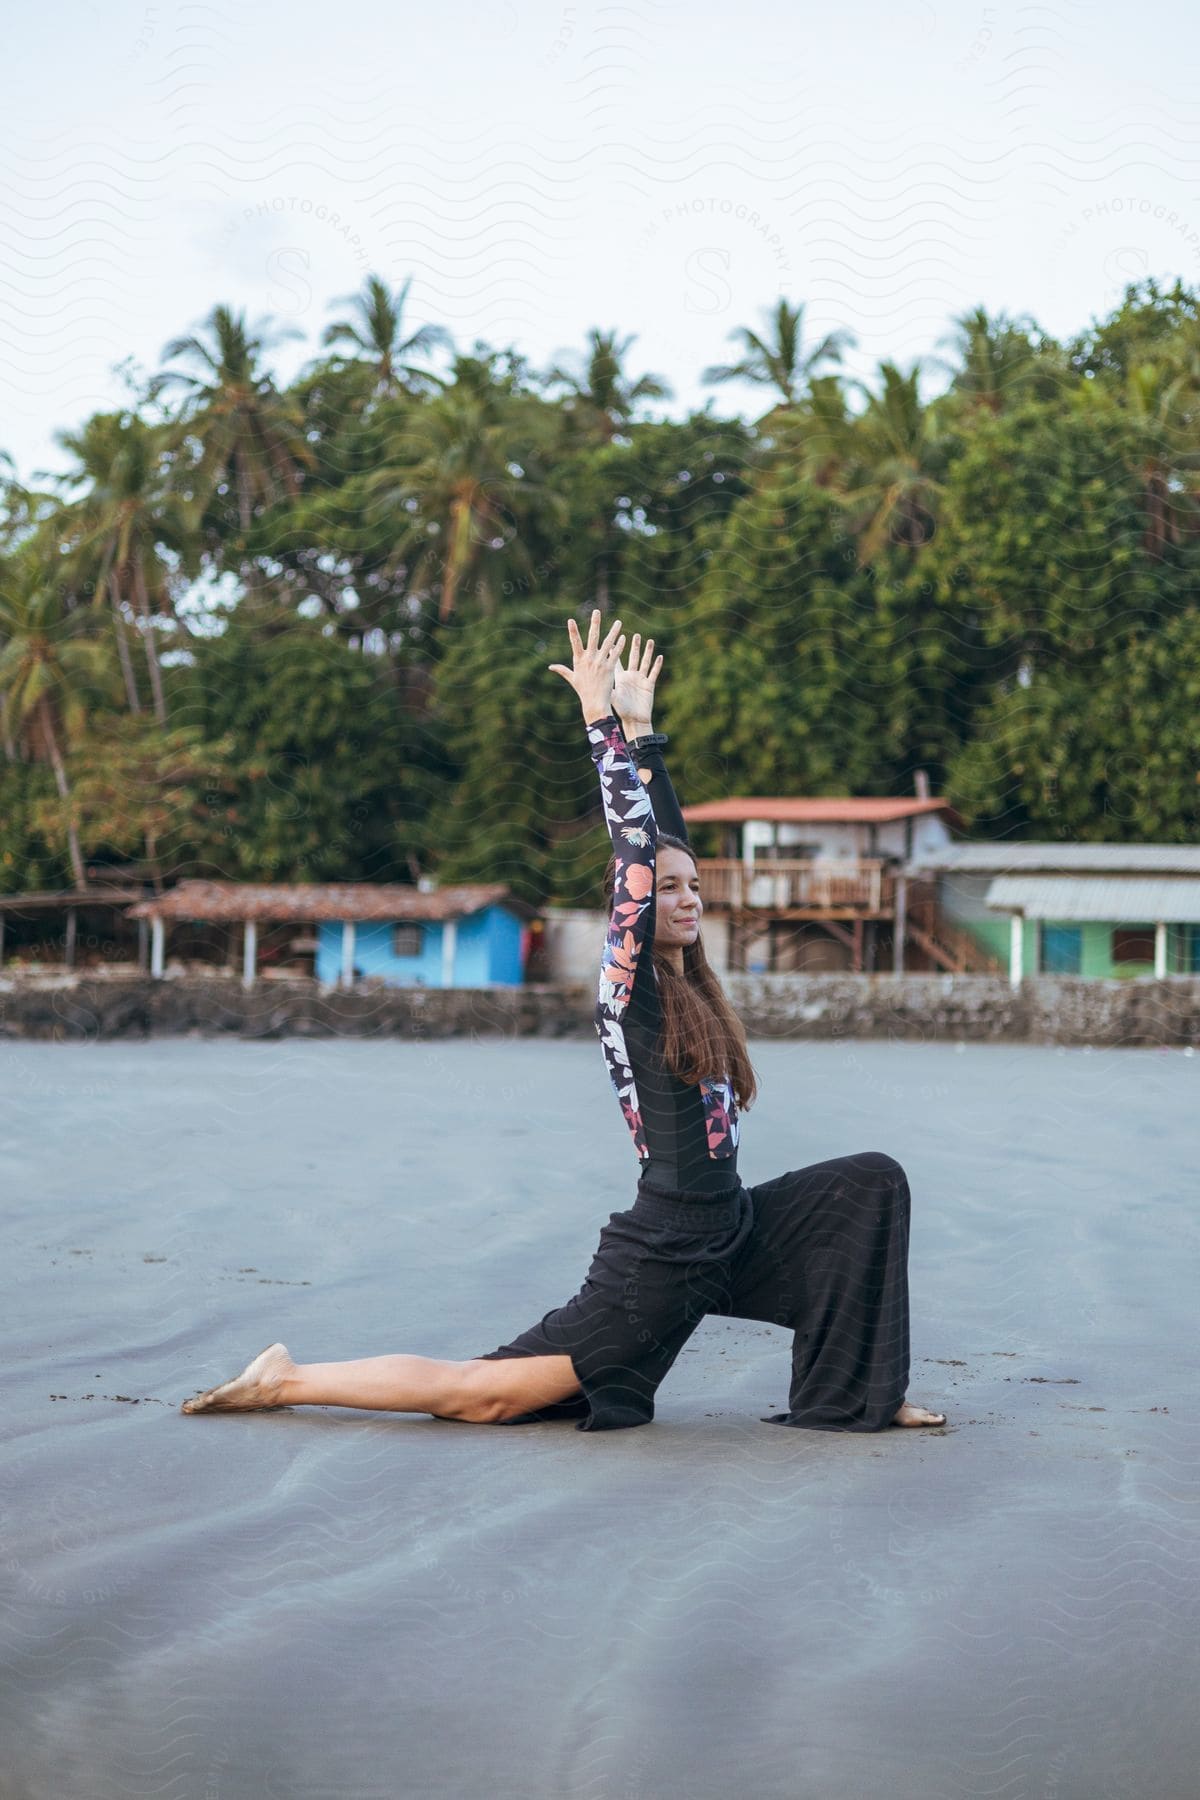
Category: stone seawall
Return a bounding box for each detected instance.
[729,973,1200,1046]
[3,973,1200,1045]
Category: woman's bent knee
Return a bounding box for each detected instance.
[852,1152,910,1217]
[856,1150,907,1184]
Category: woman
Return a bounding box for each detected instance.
[181,611,946,1431]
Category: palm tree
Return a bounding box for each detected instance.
[0,564,115,887]
[932,305,1041,415]
[836,361,946,564]
[64,716,239,894]
[0,450,19,543]
[364,363,566,622]
[540,329,673,613]
[48,411,196,722]
[0,451,57,557]
[767,373,855,490]
[1112,362,1197,559]
[702,298,856,411]
[542,328,672,442]
[320,274,453,401]
[147,304,315,535]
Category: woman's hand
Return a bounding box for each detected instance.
[612,632,664,737]
[548,609,627,723]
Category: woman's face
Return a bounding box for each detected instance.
[656,846,702,947]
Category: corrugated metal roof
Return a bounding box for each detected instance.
[916,842,1200,874]
[126,880,536,924]
[683,796,962,826]
[985,875,1200,921]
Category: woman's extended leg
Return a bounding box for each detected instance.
[179,1341,583,1422]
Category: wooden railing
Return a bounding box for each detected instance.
[694,858,895,914]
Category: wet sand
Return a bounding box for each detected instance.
[1,1035,1196,1799]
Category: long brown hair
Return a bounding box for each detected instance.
[603,831,759,1109]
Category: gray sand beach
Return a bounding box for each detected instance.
[1,1035,1196,1799]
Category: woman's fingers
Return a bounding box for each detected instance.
[620,631,658,678]
[589,614,623,662]
[565,610,623,671]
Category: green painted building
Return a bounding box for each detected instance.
[911,845,1200,984]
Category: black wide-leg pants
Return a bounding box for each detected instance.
[475,1150,912,1432]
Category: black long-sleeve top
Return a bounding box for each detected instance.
[585,713,741,1194]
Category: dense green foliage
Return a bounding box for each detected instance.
[3,277,1199,903]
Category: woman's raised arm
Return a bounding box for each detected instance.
[549,611,659,1018]
[613,631,689,843]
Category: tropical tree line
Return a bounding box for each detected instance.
[2,274,1199,908]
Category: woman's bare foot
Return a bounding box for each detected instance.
[892,1399,947,1427]
[181,1342,296,1414]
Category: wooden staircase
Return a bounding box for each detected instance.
[906,917,1003,976]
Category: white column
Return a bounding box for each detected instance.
[892,875,907,975]
[243,919,257,988]
[441,917,457,987]
[151,916,165,979]
[1009,914,1024,987]
[341,920,356,987]
[1154,921,1167,978]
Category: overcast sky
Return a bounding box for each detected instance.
[5,0,1200,485]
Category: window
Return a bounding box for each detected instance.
[1111,926,1155,965]
[392,923,423,957]
[1040,925,1081,974]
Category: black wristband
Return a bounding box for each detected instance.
[628,732,669,754]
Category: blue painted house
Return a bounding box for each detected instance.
[129,880,538,989]
[313,884,533,988]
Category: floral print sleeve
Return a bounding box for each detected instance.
[585,713,740,1167]
[699,1075,739,1156]
[586,713,657,1157]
